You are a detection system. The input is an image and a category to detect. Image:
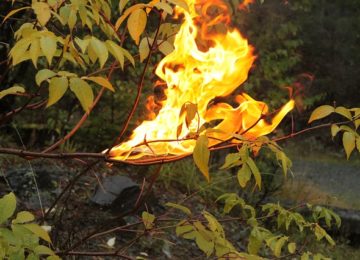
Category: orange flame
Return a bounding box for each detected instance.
[109,0,294,160]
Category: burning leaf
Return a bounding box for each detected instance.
[308,105,334,123]
[193,135,210,181]
[127,9,147,45]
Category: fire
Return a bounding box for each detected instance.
[109,0,294,160]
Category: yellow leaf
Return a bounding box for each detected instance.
[23,223,51,243]
[0,86,25,100]
[274,236,288,257]
[154,2,173,14]
[2,7,30,24]
[115,4,147,31]
[237,164,251,188]
[29,39,40,67]
[308,105,334,123]
[36,69,57,86]
[47,77,69,107]
[67,8,77,30]
[32,2,51,26]
[127,9,147,45]
[193,135,210,181]
[247,157,261,189]
[343,132,355,159]
[69,78,94,113]
[288,242,296,254]
[185,103,197,128]
[356,138,360,153]
[139,37,151,62]
[167,0,190,12]
[335,106,352,120]
[158,40,174,56]
[40,36,57,65]
[90,37,109,68]
[75,37,90,54]
[119,0,130,14]
[9,38,32,66]
[105,40,125,69]
[82,76,114,92]
[331,124,340,138]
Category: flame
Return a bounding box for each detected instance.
[109,0,294,160]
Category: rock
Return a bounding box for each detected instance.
[90,175,140,213]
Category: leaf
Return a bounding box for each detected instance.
[343,131,356,159]
[308,105,334,123]
[220,153,241,169]
[119,0,130,14]
[74,37,90,54]
[176,222,194,236]
[357,138,360,153]
[142,211,155,230]
[185,103,197,128]
[82,76,114,92]
[34,245,55,255]
[237,164,251,188]
[23,223,51,243]
[105,40,125,69]
[47,77,69,107]
[246,158,261,189]
[139,37,151,62]
[158,40,174,56]
[127,9,147,45]
[274,236,288,257]
[0,86,25,100]
[12,211,34,224]
[154,2,173,14]
[331,124,340,138]
[203,211,224,237]
[0,193,17,224]
[32,2,51,26]
[40,36,57,65]
[195,232,214,257]
[36,69,57,85]
[288,242,296,254]
[29,39,40,67]
[69,78,94,113]
[167,0,190,12]
[90,37,109,68]
[165,202,191,216]
[193,135,210,181]
[248,234,262,255]
[2,7,30,24]
[106,237,116,248]
[335,106,352,120]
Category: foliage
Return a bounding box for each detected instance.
[0,192,59,260]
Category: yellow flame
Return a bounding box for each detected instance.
[109,0,294,160]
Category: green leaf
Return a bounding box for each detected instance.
[32,2,51,26]
[90,37,109,68]
[47,77,68,107]
[40,36,57,65]
[220,153,241,169]
[335,106,352,120]
[193,135,210,181]
[343,131,356,159]
[288,242,296,254]
[142,211,155,230]
[36,69,56,86]
[69,78,94,113]
[12,211,34,224]
[0,193,17,224]
[127,9,147,45]
[165,202,191,216]
[23,223,51,243]
[247,158,261,189]
[82,76,114,92]
[34,245,55,256]
[203,211,224,237]
[0,86,25,100]
[308,105,334,123]
[237,164,251,188]
[248,234,262,255]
